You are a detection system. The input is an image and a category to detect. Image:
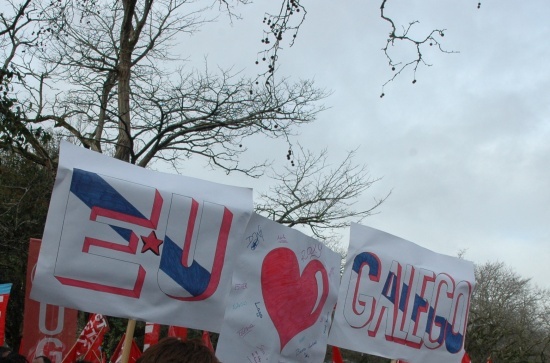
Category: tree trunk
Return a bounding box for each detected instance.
[114,0,137,162]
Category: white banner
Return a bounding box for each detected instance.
[328,224,475,363]
[216,214,341,363]
[31,141,253,332]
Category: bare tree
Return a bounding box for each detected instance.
[0,0,473,275]
[378,0,457,95]
[1,0,60,166]
[1,0,326,174]
[466,261,550,362]
[1,0,470,167]
[256,145,390,242]
[259,0,464,97]
[0,0,392,252]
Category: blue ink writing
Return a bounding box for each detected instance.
[246,225,264,250]
[255,302,263,318]
[301,244,323,261]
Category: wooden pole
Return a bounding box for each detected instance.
[120,319,136,363]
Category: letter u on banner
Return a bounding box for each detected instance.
[158,194,233,301]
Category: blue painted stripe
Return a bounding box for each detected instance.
[159,237,210,297]
[70,169,145,219]
[352,252,380,276]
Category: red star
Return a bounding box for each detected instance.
[141,230,163,255]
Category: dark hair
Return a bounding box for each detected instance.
[0,352,29,363]
[33,356,52,363]
[136,337,220,363]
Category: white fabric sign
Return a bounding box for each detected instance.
[216,214,341,363]
[328,224,475,363]
[31,141,253,332]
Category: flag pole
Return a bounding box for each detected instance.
[60,339,79,363]
[120,319,136,363]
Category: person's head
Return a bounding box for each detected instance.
[0,352,29,363]
[32,356,51,363]
[136,337,220,363]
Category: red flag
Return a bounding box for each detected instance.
[201,331,214,352]
[0,283,12,346]
[167,326,188,340]
[82,331,106,363]
[143,323,160,351]
[487,356,493,363]
[462,352,472,363]
[332,346,344,363]
[20,239,78,363]
[62,314,109,363]
[109,334,142,363]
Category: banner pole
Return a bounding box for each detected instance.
[60,339,79,363]
[120,319,136,363]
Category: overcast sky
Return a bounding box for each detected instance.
[165,0,550,288]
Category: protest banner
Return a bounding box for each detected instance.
[20,239,78,363]
[329,224,475,363]
[0,283,12,346]
[216,213,341,363]
[31,141,253,332]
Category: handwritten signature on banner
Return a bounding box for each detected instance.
[237,324,255,338]
[233,301,247,310]
[246,345,266,363]
[246,225,264,250]
[321,311,330,334]
[300,244,323,261]
[234,283,248,291]
[254,302,264,318]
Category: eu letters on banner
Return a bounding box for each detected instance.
[31,141,253,332]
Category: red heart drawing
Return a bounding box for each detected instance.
[261,247,329,351]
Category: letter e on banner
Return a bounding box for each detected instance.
[53,170,161,297]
